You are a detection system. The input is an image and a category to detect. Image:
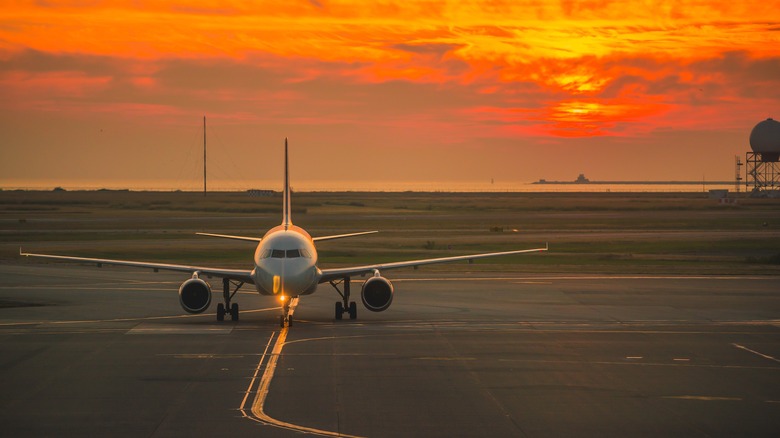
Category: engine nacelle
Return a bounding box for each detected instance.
[361,276,394,312]
[178,278,212,314]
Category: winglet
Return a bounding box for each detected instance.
[282,137,292,230]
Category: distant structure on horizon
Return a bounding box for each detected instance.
[574,173,590,183]
[746,118,780,197]
[533,173,730,185]
[247,189,275,197]
[535,173,590,184]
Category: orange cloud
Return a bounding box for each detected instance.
[0,0,778,141]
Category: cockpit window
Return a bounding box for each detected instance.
[265,248,309,259]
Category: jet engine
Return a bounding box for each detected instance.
[178,278,212,314]
[361,276,393,312]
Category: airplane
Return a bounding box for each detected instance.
[21,140,548,327]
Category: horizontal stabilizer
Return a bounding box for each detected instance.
[312,231,378,242]
[195,232,262,242]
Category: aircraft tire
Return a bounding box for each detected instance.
[335,302,343,320]
[349,301,357,320]
[231,303,239,321]
[217,303,225,321]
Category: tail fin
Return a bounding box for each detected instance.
[282,138,292,229]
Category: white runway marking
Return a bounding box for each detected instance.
[0,307,279,327]
[732,343,780,363]
[498,357,778,370]
[662,396,742,401]
[416,356,477,361]
[127,323,233,335]
[390,275,775,282]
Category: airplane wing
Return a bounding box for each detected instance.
[20,250,255,284]
[319,245,548,283]
[195,230,378,242]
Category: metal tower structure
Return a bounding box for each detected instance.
[745,118,780,197]
[745,152,779,195]
[203,116,207,197]
[735,155,742,194]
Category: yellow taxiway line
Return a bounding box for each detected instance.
[241,297,364,438]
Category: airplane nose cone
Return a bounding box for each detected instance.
[259,259,315,296]
[281,266,315,295]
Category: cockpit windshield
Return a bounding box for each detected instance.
[262,248,311,259]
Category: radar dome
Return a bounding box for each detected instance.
[750,118,780,160]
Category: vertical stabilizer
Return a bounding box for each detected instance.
[282,138,292,229]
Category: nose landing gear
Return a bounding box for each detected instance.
[279,297,298,327]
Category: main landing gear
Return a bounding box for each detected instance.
[329,277,357,320]
[217,278,244,322]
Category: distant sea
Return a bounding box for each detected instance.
[0,179,739,193]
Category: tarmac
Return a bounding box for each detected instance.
[1,263,778,437]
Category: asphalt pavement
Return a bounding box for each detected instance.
[1,264,778,437]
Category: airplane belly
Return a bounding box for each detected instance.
[254,260,318,297]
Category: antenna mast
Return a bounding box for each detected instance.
[203,116,207,196]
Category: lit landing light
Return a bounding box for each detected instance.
[279,294,287,304]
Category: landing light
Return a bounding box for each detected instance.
[279,295,287,303]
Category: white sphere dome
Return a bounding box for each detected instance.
[750,118,780,154]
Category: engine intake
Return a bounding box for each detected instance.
[178,278,212,314]
[361,276,393,312]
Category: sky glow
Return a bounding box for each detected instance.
[1,1,778,189]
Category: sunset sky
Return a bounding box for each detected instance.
[1,1,779,190]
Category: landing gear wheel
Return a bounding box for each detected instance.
[349,301,357,320]
[216,303,225,321]
[279,315,286,328]
[335,302,344,320]
[220,278,244,323]
[287,315,293,327]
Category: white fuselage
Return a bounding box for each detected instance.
[251,225,321,297]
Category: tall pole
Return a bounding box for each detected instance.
[203,116,207,196]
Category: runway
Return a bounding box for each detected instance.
[1,263,778,437]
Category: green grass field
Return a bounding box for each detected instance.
[3,190,779,275]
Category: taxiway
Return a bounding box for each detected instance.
[1,264,778,437]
